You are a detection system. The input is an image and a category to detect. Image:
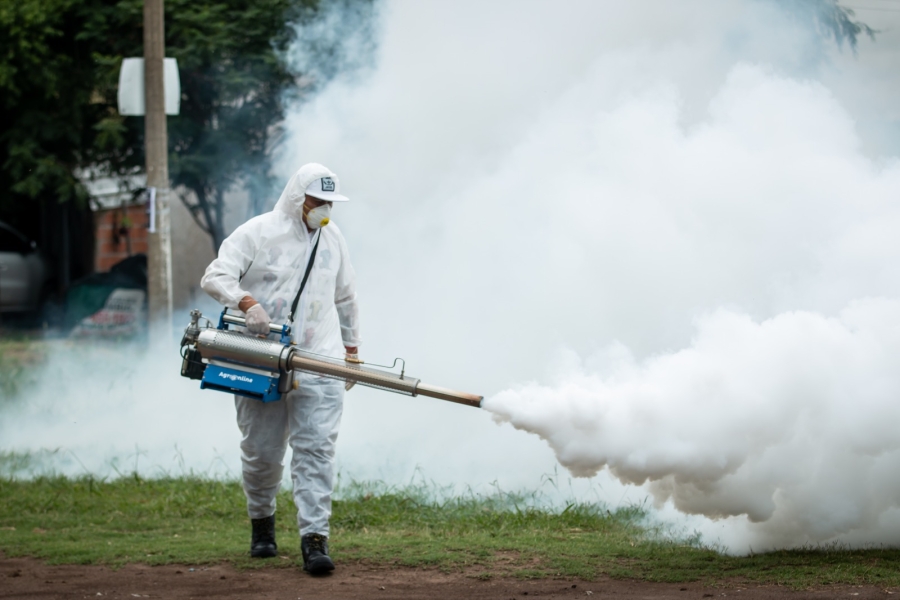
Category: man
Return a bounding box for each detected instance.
[200,163,360,575]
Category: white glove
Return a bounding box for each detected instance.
[345,353,359,391]
[245,304,271,335]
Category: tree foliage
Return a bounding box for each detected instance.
[0,0,322,250]
[786,0,877,51]
[0,0,104,209]
[85,0,321,249]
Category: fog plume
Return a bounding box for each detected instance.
[485,299,900,549]
[277,0,900,551]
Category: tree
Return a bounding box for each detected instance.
[0,0,103,214]
[785,0,877,51]
[162,0,323,249]
[0,0,115,287]
[0,0,349,253]
[80,0,321,251]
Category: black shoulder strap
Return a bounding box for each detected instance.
[287,230,322,324]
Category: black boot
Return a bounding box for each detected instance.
[250,515,277,558]
[301,533,335,575]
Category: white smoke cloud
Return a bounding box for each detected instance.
[484,298,900,549]
[274,0,900,551]
[0,335,242,480]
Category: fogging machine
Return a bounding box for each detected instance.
[179,309,483,408]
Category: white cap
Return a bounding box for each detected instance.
[305,175,349,202]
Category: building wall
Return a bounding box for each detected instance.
[93,203,149,272]
[92,187,251,311]
[170,192,216,310]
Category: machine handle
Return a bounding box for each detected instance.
[222,313,288,335]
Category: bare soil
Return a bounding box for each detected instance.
[1,556,897,600]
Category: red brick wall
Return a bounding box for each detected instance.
[94,204,149,272]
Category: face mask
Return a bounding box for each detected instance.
[305,203,331,229]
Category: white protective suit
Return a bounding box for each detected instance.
[200,163,361,537]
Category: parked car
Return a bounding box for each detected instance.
[0,220,51,314]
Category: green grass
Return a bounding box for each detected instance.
[2,475,900,586]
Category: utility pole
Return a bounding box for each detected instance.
[144,0,173,340]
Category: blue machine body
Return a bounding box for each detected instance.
[200,364,282,402]
[197,310,292,403]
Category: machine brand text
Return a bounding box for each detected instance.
[218,371,254,383]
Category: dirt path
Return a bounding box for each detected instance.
[1,556,896,600]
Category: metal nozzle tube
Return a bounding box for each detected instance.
[288,352,482,408]
[415,383,483,408]
[289,352,420,396]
